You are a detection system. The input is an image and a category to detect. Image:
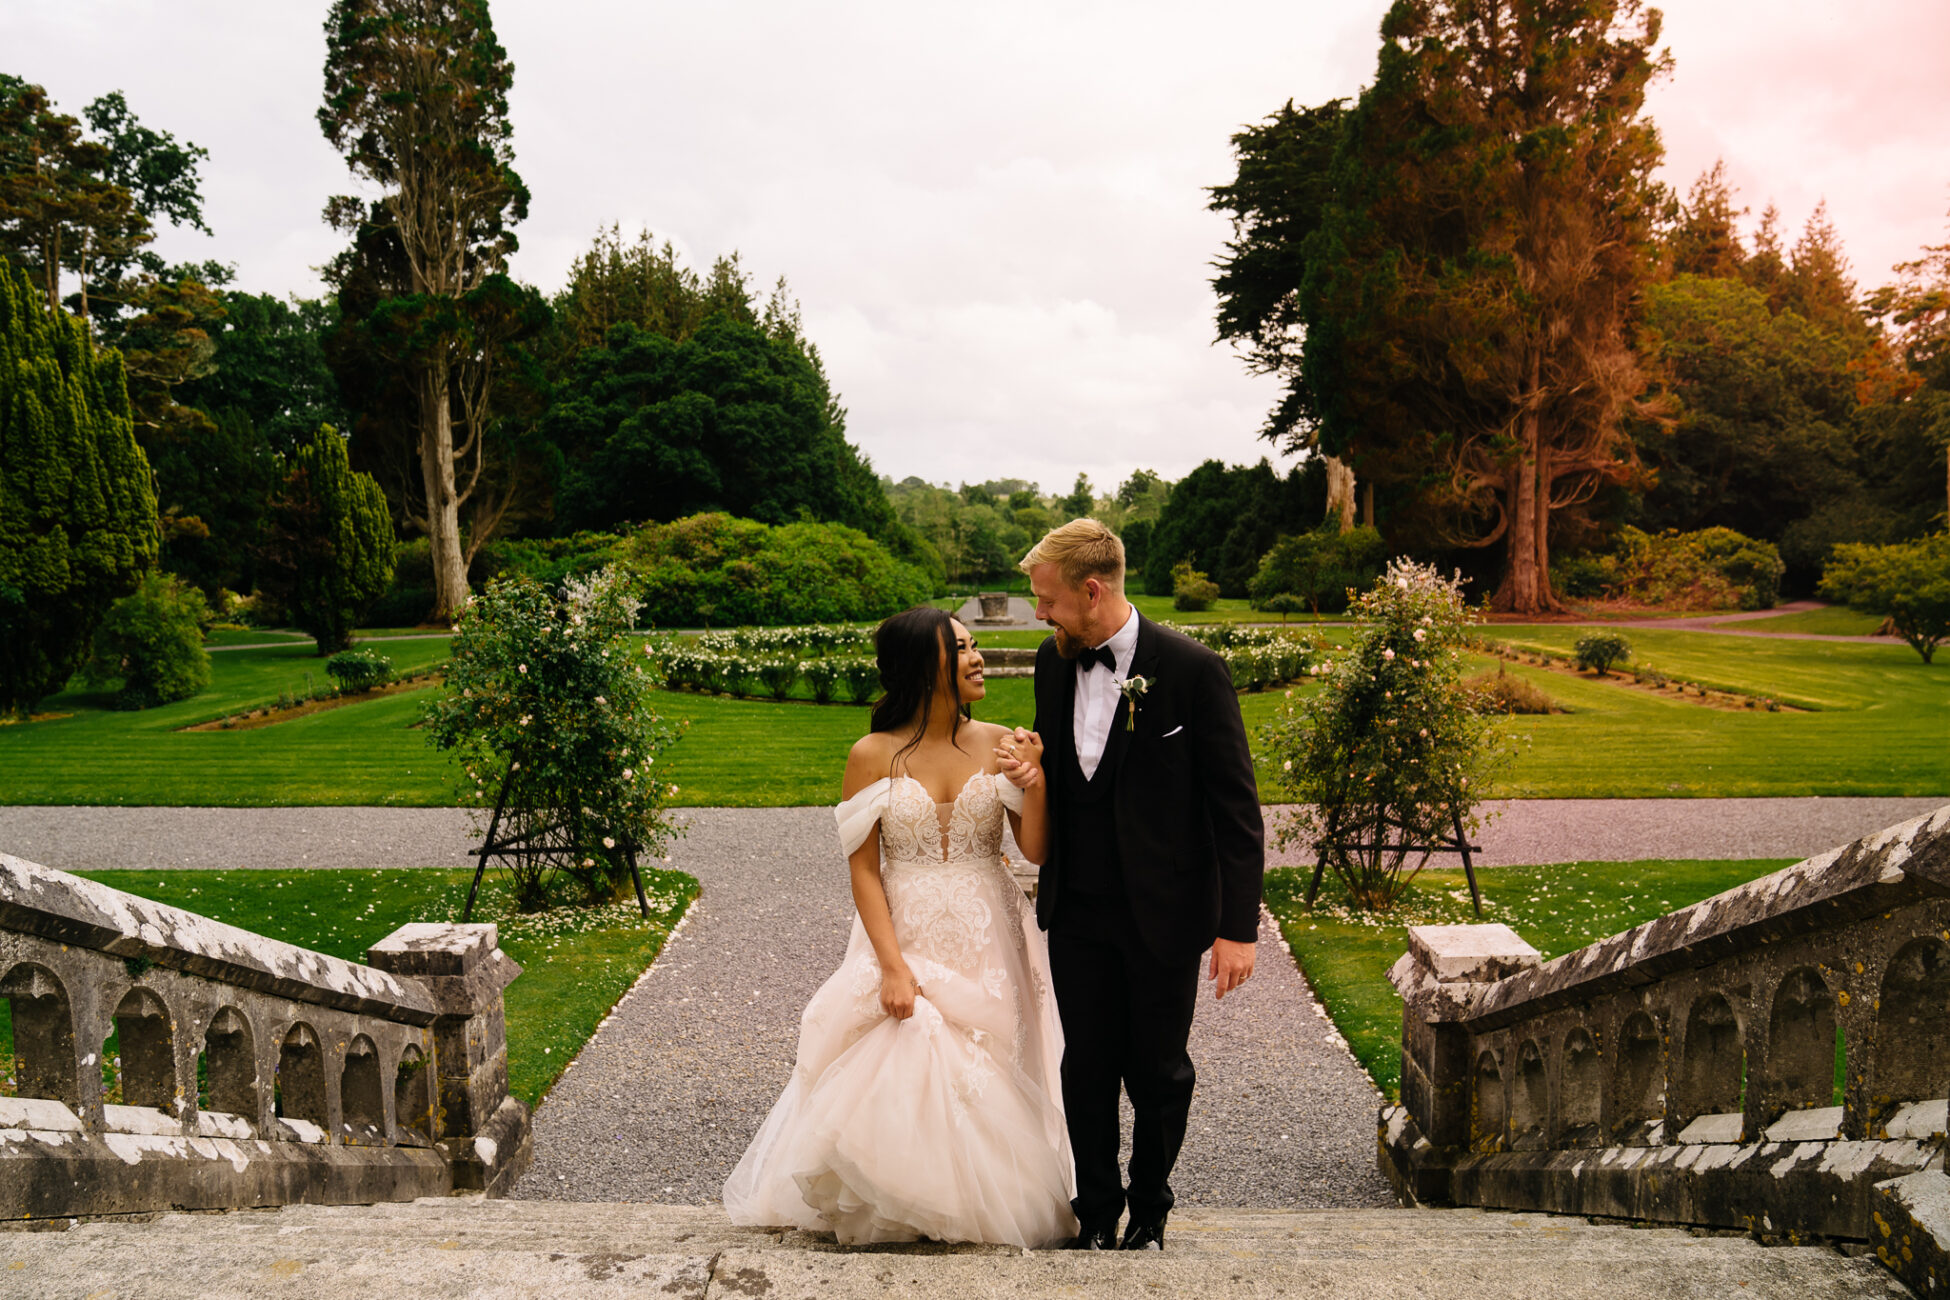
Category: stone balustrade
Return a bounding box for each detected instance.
[0,853,531,1220]
[1379,803,1950,1286]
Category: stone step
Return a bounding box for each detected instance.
[0,1199,1905,1299]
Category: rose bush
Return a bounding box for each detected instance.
[423,567,683,910]
[1262,560,1509,911]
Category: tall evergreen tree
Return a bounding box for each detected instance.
[0,258,158,715]
[259,424,397,653]
[1666,161,1746,279]
[1298,0,1669,611]
[1871,209,1950,528]
[319,0,531,619]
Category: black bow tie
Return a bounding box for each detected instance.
[1078,645,1117,673]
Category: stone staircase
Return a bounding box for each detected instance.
[0,1198,1906,1299]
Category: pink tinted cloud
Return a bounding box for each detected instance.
[1648,0,1950,285]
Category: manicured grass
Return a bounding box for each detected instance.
[205,628,313,648]
[1711,605,1883,637]
[1464,630,1949,796]
[0,641,460,806]
[1263,858,1795,1098]
[5,627,1941,806]
[63,867,698,1108]
[1129,594,1348,626]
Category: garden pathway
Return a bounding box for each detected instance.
[3,797,1940,872]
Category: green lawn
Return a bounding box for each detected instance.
[1710,605,1883,637]
[3,627,1941,806]
[1129,594,1347,626]
[1463,629,1948,796]
[205,628,314,648]
[0,641,459,806]
[1264,858,1796,1098]
[46,868,697,1108]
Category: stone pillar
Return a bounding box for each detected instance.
[368,923,532,1196]
[1381,923,1541,1204]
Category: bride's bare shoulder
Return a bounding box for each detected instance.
[843,732,897,797]
[961,719,1011,764]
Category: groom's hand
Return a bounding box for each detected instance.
[1209,937,1256,1000]
[995,727,1044,789]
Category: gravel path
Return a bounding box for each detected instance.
[3,797,1941,873]
[508,806,1393,1210]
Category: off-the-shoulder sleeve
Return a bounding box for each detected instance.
[834,778,893,857]
[993,771,1025,813]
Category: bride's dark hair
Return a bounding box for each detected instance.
[870,605,969,772]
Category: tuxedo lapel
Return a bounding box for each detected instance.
[1047,640,1079,793]
[1105,614,1161,781]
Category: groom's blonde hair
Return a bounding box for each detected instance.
[1020,518,1125,591]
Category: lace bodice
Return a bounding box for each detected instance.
[836,771,1023,865]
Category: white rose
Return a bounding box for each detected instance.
[1383,649,1396,661]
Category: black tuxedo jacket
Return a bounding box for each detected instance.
[1031,613,1265,956]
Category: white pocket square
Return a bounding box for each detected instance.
[1161,725,1185,738]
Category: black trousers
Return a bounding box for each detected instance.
[1048,895,1201,1231]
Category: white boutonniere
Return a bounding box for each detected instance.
[1115,675,1151,731]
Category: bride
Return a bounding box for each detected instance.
[723,606,1077,1248]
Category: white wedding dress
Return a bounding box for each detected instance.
[722,770,1077,1248]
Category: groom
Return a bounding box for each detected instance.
[1003,519,1263,1252]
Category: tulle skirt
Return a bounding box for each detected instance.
[723,858,1076,1248]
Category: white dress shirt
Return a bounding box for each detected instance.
[1073,606,1140,780]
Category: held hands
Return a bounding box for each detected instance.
[995,727,1046,791]
[1209,937,1256,1000]
[881,965,921,1021]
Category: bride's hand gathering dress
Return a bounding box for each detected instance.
[722,770,1078,1248]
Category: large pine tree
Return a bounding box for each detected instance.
[319,0,531,620]
[1298,0,1669,611]
[0,258,158,715]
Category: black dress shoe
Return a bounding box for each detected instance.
[1120,1220,1165,1251]
[1065,1223,1120,1250]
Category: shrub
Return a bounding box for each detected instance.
[757,658,800,700]
[724,656,760,698]
[1259,592,1308,621]
[81,573,211,710]
[615,513,935,628]
[259,425,397,652]
[423,568,682,910]
[1819,534,1950,663]
[1575,526,1785,611]
[1550,553,1612,599]
[1171,560,1220,612]
[478,531,625,590]
[840,658,882,705]
[1464,665,1557,715]
[1248,525,1388,614]
[1262,561,1507,911]
[1573,631,1633,676]
[0,262,159,717]
[802,658,841,704]
[366,538,435,627]
[325,648,395,693]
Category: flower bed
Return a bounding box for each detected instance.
[1169,623,1318,691]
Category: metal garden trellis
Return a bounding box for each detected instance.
[1303,804,1484,917]
[461,748,652,922]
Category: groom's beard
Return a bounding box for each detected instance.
[1052,624,1085,659]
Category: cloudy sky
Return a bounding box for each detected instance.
[9,1,1949,496]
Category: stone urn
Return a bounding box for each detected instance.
[977,592,1011,622]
